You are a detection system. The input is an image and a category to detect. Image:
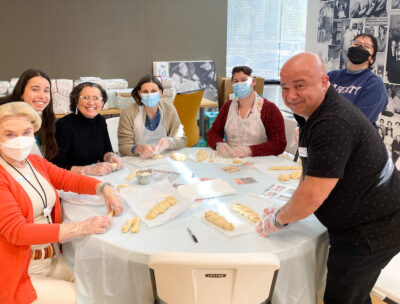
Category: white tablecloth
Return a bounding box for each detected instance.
[62,148,328,304]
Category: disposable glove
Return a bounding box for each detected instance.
[104,152,124,170]
[135,144,156,158]
[216,142,233,158]
[231,145,252,158]
[81,162,114,176]
[59,216,111,242]
[96,183,124,216]
[255,207,281,237]
[155,137,170,154]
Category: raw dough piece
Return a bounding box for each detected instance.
[232,158,243,165]
[170,152,187,161]
[112,162,118,170]
[289,170,302,179]
[107,210,115,217]
[209,151,216,163]
[130,216,140,233]
[269,166,302,170]
[278,174,290,181]
[153,154,164,159]
[122,219,134,233]
[117,183,134,192]
[205,210,234,230]
[196,149,208,162]
[221,166,241,173]
[145,196,178,220]
[126,169,138,181]
[231,203,260,223]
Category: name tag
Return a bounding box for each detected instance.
[298,147,308,157]
[43,206,53,219]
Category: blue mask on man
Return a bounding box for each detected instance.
[141,92,160,107]
[232,78,253,98]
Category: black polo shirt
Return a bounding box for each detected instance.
[295,86,400,251]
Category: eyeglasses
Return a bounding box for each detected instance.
[79,95,103,102]
[352,41,373,51]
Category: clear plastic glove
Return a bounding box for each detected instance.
[255,207,281,237]
[104,152,124,170]
[216,142,233,158]
[58,216,111,242]
[155,137,170,154]
[135,144,156,158]
[98,183,124,216]
[231,145,252,158]
[81,162,114,176]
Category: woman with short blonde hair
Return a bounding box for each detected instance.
[0,102,123,304]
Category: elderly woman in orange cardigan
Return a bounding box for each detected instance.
[0,102,123,304]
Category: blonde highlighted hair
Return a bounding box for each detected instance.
[0,102,41,132]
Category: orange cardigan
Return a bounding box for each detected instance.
[0,155,100,304]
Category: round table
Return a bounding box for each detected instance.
[62,148,329,304]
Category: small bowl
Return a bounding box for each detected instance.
[136,169,152,185]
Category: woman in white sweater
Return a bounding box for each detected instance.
[118,75,186,157]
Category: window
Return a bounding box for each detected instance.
[227,0,308,80]
[226,0,308,112]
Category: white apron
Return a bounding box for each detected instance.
[225,92,268,147]
[133,106,167,146]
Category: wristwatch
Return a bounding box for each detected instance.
[273,209,289,229]
[100,182,112,194]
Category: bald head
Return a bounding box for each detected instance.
[280,52,330,119]
[281,52,326,78]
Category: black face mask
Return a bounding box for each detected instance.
[347,46,371,65]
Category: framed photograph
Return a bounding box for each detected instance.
[153,60,217,101]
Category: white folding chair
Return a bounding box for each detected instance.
[283,116,298,158]
[372,252,400,304]
[149,252,280,304]
[106,116,120,153]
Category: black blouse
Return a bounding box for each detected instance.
[53,112,113,170]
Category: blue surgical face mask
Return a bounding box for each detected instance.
[232,78,253,99]
[141,92,160,107]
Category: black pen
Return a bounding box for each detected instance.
[187,227,198,243]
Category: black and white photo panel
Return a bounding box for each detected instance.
[318,1,335,43]
[386,14,400,84]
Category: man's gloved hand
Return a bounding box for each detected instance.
[255,207,281,237]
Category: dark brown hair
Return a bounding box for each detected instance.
[69,82,108,113]
[231,66,254,80]
[0,69,58,160]
[131,75,163,105]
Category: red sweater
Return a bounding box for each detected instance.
[0,155,100,304]
[206,98,287,156]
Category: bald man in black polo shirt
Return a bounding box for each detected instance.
[256,52,400,304]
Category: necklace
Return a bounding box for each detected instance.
[0,155,49,220]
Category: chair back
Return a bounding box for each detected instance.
[149,252,280,304]
[283,116,298,157]
[173,89,204,147]
[372,252,400,303]
[106,116,120,153]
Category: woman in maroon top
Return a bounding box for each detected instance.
[207,66,286,157]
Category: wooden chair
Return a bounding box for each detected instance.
[173,89,204,147]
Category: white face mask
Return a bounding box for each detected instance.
[0,136,35,161]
